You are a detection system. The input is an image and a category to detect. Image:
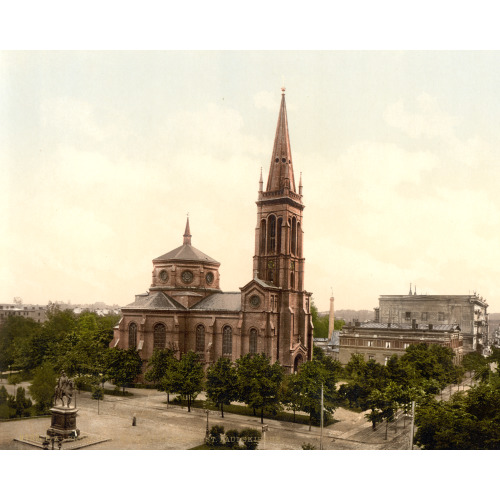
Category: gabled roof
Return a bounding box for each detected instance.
[122,291,186,311]
[240,277,280,292]
[266,88,297,193]
[190,292,241,312]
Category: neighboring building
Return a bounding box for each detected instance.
[339,320,463,365]
[0,304,47,326]
[375,290,488,353]
[111,89,313,375]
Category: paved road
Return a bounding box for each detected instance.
[0,382,413,450]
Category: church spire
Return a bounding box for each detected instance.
[266,87,296,193]
[183,215,192,245]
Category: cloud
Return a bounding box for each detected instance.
[384,92,458,140]
[253,90,276,111]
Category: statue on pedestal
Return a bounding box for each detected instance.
[53,370,74,408]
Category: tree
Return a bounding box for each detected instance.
[236,354,283,423]
[295,359,338,429]
[108,347,142,394]
[14,386,32,417]
[206,357,238,418]
[172,351,204,412]
[29,363,57,412]
[281,373,303,422]
[145,348,178,402]
[0,316,42,372]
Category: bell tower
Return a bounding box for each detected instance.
[254,87,305,291]
[252,87,313,368]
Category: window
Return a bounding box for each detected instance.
[405,312,411,321]
[196,324,205,352]
[384,356,390,366]
[421,312,428,321]
[438,312,445,321]
[404,343,410,349]
[368,355,375,360]
[222,326,232,356]
[367,340,374,347]
[129,322,137,348]
[249,328,258,354]
[153,323,166,349]
[385,341,391,349]
[267,215,276,253]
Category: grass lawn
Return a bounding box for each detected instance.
[167,399,338,427]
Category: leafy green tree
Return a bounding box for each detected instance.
[172,351,204,412]
[236,354,283,423]
[14,386,32,417]
[0,316,42,371]
[108,347,143,394]
[29,363,57,412]
[145,348,178,402]
[206,357,238,418]
[281,373,303,422]
[292,356,339,429]
[0,385,16,419]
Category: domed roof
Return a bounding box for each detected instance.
[153,217,219,264]
[154,244,219,264]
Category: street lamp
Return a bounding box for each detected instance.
[261,425,268,450]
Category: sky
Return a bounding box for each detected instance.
[3,50,500,312]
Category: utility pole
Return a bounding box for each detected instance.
[409,401,415,450]
[320,384,324,450]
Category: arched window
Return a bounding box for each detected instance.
[196,324,205,352]
[222,325,232,357]
[290,271,295,289]
[291,217,297,255]
[267,215,276,253]
[297,222,302,257]
[153,323,166,349]
[260,219,266,254]
[249,328,258,355]
[276,217,282,254]
[128,322,137,348]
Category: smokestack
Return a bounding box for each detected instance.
[328,296,335,341]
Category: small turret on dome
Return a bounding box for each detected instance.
[183,216,192,245]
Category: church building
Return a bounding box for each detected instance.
[111,89,313,374]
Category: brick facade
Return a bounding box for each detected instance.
[111,89,313,376]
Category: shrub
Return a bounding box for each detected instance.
[92,386,104,400]
[224,429,240,449]
[301,442,317,450]
[239,428,261,450]
[208,425,225,447]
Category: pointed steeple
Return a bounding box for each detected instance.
[183,216,192,245]
[266,87,296,193]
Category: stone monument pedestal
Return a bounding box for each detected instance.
[47,406,80,439]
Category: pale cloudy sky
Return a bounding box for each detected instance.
[3,51,500,312]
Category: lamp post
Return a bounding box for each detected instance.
[320,384,324,450]
[261,424,268,450]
